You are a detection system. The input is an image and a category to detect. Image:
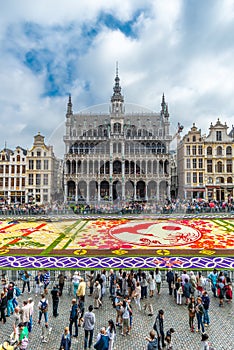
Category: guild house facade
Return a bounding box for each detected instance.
[63,70,173,203]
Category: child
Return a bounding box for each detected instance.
[200,333,209,350]
[165,328,175,350]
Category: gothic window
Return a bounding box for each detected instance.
[192,136,196,142]
[199,173,203,184]
[126,129,131,137]
[186,159,191,169]
[85,143,89,154]
[104,129,108,137]
[186,146,190,156]
[113,143,117,153]
[146,143,150,154]
[118,143,121,153]
[113,123,121,134]
[227,177,232,183]
[138,129,142,137]
[152,143,156,154]
[192,172,197,183]
[207,146,212,155]
[192,145,196,155]
[198,158,203,169]
[192,159,197,169]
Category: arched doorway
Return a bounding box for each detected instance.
[89,181,98,201]
[136,181,146,200]
[125,180,134,200]
[113,180,122,201]
[100,181,109,200]
[67,180,75,201]
[77,181,87,201]
[113,160,122,174]
[147,181,157,200]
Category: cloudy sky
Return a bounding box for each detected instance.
[1,0,234,157]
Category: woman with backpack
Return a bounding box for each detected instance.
[37,293,49,328]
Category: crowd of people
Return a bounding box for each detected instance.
[0,267,232,349]
[0,197,234,217]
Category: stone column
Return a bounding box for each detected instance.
[134,182,137,201]
[75,183,78,202]
[156,182,160,201]
[64,183,68,202]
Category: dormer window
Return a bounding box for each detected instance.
[216,130,222,141]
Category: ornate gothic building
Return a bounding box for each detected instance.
[63,71,172,203]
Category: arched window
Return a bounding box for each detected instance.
[216,146,222,156]
[113,123,121,134]
[226,146,232,156]
[217,161,223,173]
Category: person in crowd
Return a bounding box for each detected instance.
[188,296,196,332]
[148,271,156,298]
[43,270,50,291]
[224,282,233,303]
[34,271,44,296]
[77,278,86,301]
[200,333,210,350]
[165,328,175,350]
[17,322,29,350]
[93,281,102,309]
[59,327,71,350]
[121,271,128,298]
[207,269,218,297]
[72,271,81,297]
[121,300,131,336]
[58,272,67,296]
[20,300,30,327]
[216,278,225,307]
[181,270,190,286]
[94,327,109,350]
[0,290,7,324]
[83,305,95,350]
[141,272,148,299]
[114,291,123,327]
[27,298,34,333]
[86,271,95,296]
[38,293,49,328]
[145,329,158,350]
[11,306,21,343]
[189,271,197,296]
[176,280,183,305]
[78,295,85,327]
[133,281,141,311]
[106,319,116,350]
[202,291,210,327]
[69,299,78,338]
[195,297,205,334]
[7,282,15,317]
[51,284,60,317]
[166,269,174,296]
[153,309,165,350]
[155,268,162,295]
[21,271,31,294]
[196,271,205,296]
[183,278,192,305]
[109,270,116,298]
[101,270,107,297]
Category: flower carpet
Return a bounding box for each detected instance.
[0,217,233,269]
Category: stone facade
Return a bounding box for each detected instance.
[177,120,234,201]
[0,146,27,203]
[63,71,172,203]
[25,133,59,204]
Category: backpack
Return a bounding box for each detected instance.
[40,299,48,312]
[14,286,21,297]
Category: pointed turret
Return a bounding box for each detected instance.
[66,94,73,117]
[110,63,124,115]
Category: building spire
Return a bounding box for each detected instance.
[66,94,73,116]
[161,93,166,114]
[111,64,124,104]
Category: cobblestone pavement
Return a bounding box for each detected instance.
[0,282,233,350]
